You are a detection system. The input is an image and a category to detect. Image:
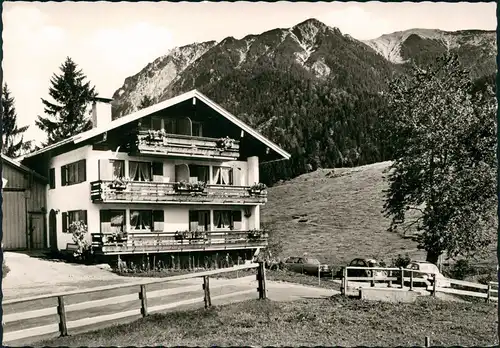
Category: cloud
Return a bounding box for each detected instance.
[318,6,393,40]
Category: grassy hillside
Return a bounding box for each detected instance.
[262,161,497,268]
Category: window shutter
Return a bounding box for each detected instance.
[62,212,68,232]
[79,160,87,183]
[152,162,163,176]
[61,166,67,186]
[49,168,56,189]
[81,210,88,225]
[232,210,242,230]
[153,210,165,222]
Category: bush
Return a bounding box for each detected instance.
[2,259,10,278]
[449,259,476,280]
[392,253,411,268]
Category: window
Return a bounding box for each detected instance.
[189,210,210,232]
[129,161,152,181]
[164,118,177,134]
[152,117,162,131]
[213,167,233,185]
[111,160,125,179]
[62,210,87,233]
[100,210,125,233]
[61,160,86,186]
[188,165,209,183]
[214,210,242,230]
[130,209,164,232]
[192,121,203,137]
[49,168,55,189]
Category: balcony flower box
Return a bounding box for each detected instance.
[248,183,267,195]
[109,177,129,191]
[247,229,264,241]
[173,181,207,193]
[216,136,236,151]
[106,231,128,244]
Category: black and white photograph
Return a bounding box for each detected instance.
[0,1,498,346]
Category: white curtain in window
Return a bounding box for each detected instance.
[213,167,221,184]
[138,163,151,181]
[222,211,230,227]
[112,161,124,179]
[221,168,231,185]
[129,162,139,181]
[214,211,222,228]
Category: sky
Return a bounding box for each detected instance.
[2,1,497,146]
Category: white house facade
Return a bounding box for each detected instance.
[21,90,290,264]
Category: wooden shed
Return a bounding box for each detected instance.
[1,154,47,250]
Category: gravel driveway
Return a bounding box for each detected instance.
[2,252,335,301]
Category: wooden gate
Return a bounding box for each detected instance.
[2,191,27,249]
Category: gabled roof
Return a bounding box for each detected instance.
[1,154,48,182]
[23,89,291,160]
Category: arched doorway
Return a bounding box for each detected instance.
[49,209,57,251]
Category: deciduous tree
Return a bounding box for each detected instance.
[382,53,497,264]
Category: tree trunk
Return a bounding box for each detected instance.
[426,250,441,265]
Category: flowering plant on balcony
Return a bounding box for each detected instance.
[141,129,166,144]
[173,181,207,193]
[247,229,264,241]
[109,177,129,190]
[216,136,236,151]
[248,183,268,195]
[174,230,189,240]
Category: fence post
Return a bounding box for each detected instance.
[486,283,491,303]
[139,285,148,317]
[203,276,212,308]
[432,274,437,297]
[318,266,321,287]
[57,295,68,337]
[388,270,392,288]
[399,267,404,288]
[257,261,267,299]
[425,336,431,347]
[370,270,375,287]
[409,270,414,291]
[342,267,348,296]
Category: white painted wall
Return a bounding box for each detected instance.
[46,145,93,250]
[48,145,262,250]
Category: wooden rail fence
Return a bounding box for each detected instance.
[2,262,267,346]
[340,266,498,302]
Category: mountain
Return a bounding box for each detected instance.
[110,18,496,184]
[364,28,496,78]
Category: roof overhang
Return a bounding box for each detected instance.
[1,154,48,182]
[23,89,291,161]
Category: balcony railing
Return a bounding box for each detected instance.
[135,131,240,160]
[90,230,268,255]
[90,180,267,204]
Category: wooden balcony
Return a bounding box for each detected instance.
[91,230,268,255]
[135,131,240,160]
[90,180,267,205]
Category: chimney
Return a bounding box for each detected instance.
[91,96,113,129]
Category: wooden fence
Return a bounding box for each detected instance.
[2,262,267,346]
[340,266,498,302]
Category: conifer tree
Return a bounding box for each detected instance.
[138,95,154,110]
[1,83,31,158]
[36,57,97,145]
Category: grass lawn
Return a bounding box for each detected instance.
[261,162,497,269]
[36,296,498,347]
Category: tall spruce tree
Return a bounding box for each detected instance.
[1,83,31,158]
[36,57,97,145]
[138,95,154,110]
[382,53,497,264]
